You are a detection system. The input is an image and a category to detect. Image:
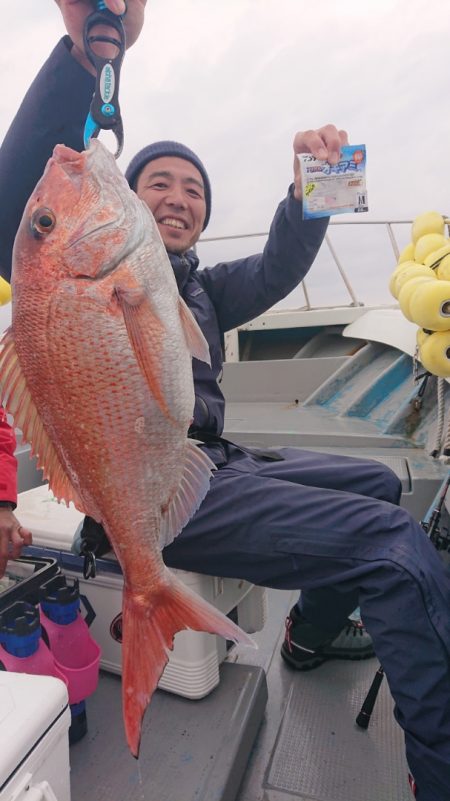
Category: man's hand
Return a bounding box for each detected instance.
[54,0,147,74]
[0,508,32,578]
[293,124,349,201]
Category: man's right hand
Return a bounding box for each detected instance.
[54,0,147,74]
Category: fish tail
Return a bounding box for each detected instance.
[122,571,255,757]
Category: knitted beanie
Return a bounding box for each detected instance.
[125,140,211,230]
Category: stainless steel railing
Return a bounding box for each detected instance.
[199,219,415,310]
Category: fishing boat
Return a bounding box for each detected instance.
[1,218,449,801]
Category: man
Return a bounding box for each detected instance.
[0,2,449,798]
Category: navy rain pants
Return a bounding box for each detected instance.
[163,446,450,801]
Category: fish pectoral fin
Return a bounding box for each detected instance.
[178,297,211,366]
[0,329,86,511]
[115,281,174,422]
[159,439,216,548]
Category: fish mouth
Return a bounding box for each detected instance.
[52,143,85,167]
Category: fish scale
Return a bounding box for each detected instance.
[0,139,254,756]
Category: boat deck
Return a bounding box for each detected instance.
[67,588,411,801]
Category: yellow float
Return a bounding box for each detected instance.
[419,330,450,377]
[414,233,448,264]
[397,243,415,264]
[390,211,450,376]
[0,276,11,306]
[391,263,436,300]
[389,260,420,298]
[408,280,450,331]
[411,210,445,244]
[436,255,450,281]
[416,328,429,349]
[423,242,450,269]
[398,276,437,322]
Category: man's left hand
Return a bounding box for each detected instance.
[293,124,349,200]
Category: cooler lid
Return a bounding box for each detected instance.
[0,671,68,789]
[16,485,84,550]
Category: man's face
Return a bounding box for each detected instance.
[135,156,207,254]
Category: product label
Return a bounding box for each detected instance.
[299,144,368,219]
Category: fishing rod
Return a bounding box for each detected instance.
[422,471,450,549]
[356,471,450,730]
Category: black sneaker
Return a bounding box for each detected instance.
[280,605,375,671]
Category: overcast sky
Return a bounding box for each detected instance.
[1,0,449,309]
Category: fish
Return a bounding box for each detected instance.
[0,140,254,756]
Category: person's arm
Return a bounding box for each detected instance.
[0,409,32,577]
[198,125,349,332]
[0,0,146,282]
[0,38,94,282]
[199,188,328,332]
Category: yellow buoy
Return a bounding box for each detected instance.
[423,242,450,269]
[436,255,450,281]
[419,330,450,377]
[0,276,11,306]
[397,243,415,264]
[411,210,445,244]
[416,328,430,349]
[392,264,436,299]
[388,260,420,298]
[414,233,449,265]
[409,279,450,330]
[398,276,437,322]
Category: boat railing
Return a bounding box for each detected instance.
[198,219,413,311]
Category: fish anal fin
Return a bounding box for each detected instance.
[0,330,85,511]
[159,439,216,548]
[122,570,255,756]
[178,297,211,366]
[115,282,174,422]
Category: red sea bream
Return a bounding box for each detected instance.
[0,140,253,756]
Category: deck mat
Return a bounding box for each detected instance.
[264,661,410,801]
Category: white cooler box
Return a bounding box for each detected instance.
[16,485,266,700]
[0,672,71,801]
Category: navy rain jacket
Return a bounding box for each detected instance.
[0,37,328,451]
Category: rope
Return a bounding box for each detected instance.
[431,377,446,457]
[443,387,450,456]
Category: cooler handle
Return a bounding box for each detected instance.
[80,592,96,628]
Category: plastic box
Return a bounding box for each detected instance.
[0,671,71,801]
[17,485,267,699]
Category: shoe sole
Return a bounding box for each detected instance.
[280,644,375,672]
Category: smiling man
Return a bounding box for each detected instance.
[130,144,211,254]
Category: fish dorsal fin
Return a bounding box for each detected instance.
[116,282,174,422]
[0,329,85,510]
[178,297,211,366]
[159,439,216,549]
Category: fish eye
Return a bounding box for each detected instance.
[30,208,56,238]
